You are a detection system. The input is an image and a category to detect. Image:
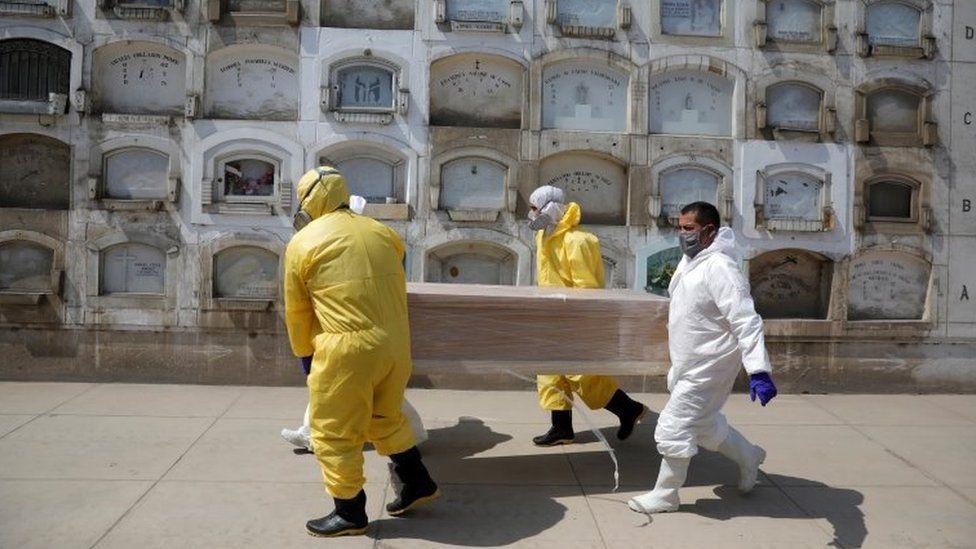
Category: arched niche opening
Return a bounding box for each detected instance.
[440,157,508,212]
[539,152,627,225]
[425,241,516,285]
[848,250,930,320]
[866,1,921,48]
[765,0,824,44]
[103,148,171,200]
[660,0,723,37]
[213,246,279,299]
[0,133,71,210]
[749,249,832,319]
[100,242,166,295]
[93,41,186,115]
[659,166,720,219]
[0,39,70,114]
[0,241,55,292]
[321,0,414,29]
[429,53,523,128]
[764,82,823,133]
[205,46,299,120]
[649,70,733,136]
[755,164,833,232]
[542,60,628,132]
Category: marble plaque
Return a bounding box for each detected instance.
[0,134,70,210]
[661,0,723,37]
[93,42,186,115]
[440,157,507,210]
[868,181,913,219]
[848,251,929,320]
[101,243,165,295]
[430,54,522,128]
[867,90,919,133]
[660,167,719,218]
[447,0,507,22]
[336,65,394,110]
[556,0,616,28]
[542,62,628,132]
[335,157,395,203]
[767,83,821,132]
[322,0,414,29]
[214,247,278,299]
[222,159,275,197]
[104,149,169,200]
[206,49,299,120]
[0,242,53,291]
[750,249,830,319]
[430,249,515,285]
[643,245,682,296]
[867,2,920,47]
[540,154,627,224]
[765,172,822,220]
[649,71,733,136]
[227,0,285,11]
[766,0,821,43]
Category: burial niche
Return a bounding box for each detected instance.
[866,1,920,48]
[205,46,298,120]
[100,243,166,295]
[756,168,829,231]
[334,156,398,203]
[0,134,71,210]
[539,153,627,225]
[542,61,628,132]
[659,166,720,220]
[847,250,929,320]
[555,0,617,30]
[425,241,516,285]
[439,157,508,213]
[867,178,916,221]
[103,148,170,200]
[93,41,186,115]
[749,249,832,319]
[0,39,70,114]
[764,82,822,133]
[322,0,414,29]
[660,0,723,37]
[765,0,823,44]
[430,54,522,128]
[649,70,733,136]
[213,246,278,299]
[0,241,54,293]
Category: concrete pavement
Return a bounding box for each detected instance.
[1,382,974,548]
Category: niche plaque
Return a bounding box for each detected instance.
[750,249,831,319]
[104,149,169,199]
[764,172,822,221]
[0,134,70,210]
[661,0,723,37]
[650,71,733,136]
[206,48,298,120]
[867,90,919,133]
[447,0,507,22]
[767,84,821,132]
[848,251,929,320]
[660,167,719,218]
[0,242,54,292]
[540,154,626,225]
[542,62,627,132]
[866,2,920,47]
[427,243,516,285]
[430,55,522,128]
[440,157,507,211]
[322,0,414,29]
[335,157,396,203]
[766,0,822,43]
[556,0,616,28]
[94,42,186,115]
[101,243,165,295]
[214,247,278,299]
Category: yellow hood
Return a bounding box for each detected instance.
[546,202,582,240]
[296,166,350,222]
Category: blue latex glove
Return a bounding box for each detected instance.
[299,356,313,376]
[749,372,777,406]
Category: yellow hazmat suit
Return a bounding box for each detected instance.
[535,201,618,411]
[284,168,415,499]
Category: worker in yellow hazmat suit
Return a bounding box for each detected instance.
[528,185,649,446]
[284,167,439,538]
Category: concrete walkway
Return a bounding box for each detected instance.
[0,382,974,548]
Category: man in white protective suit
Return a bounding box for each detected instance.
[629,201,778,514]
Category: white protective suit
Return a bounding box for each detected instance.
[656,227,771,459]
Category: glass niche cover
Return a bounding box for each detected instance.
[866,2,920,47]
[101,243,165,295]
[649,71,733,136]
[440,157,507,210]
[104,149,169,200]
[336,66,394,110]
[556,0,617,28]
[867,90,919,133]
[661,0,723,37]
[223,159,275,197]
[214,247,278,299]
[660,167,719,218]
[448,0,508,22]
[335,157,396,203]
[766,0,822,43]
[765,172,822,220]
[767,84,821,132]
[0,242,53,292]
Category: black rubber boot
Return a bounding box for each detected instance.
[306,490,368,537]
[532,410,575,446]
[604,389,648,441]
[386,446,441,516]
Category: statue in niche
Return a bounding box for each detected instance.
[575,82,590,105]
[684,92,694,110]
[354,76,366,103]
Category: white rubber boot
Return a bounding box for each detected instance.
[628,456,690,514]
[282,405,313,451]
[717,427,766,493]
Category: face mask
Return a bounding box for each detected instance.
[293,210,312,232]
[679,226,713,258]
[528,211,554,231]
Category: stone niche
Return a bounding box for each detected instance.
[847,250,930,321]
[661,0,723,37]
[765,82,822,133]
[866,1,921,48]
[539,153,627,225]
[103,148,170,200]
[446,0,509,24]
[556,0,617,29]
[93,41,186,115]
[749,249,832,319]
[429,54,523,128]
[321,0,414,29]
[659,166,720,219]
[439,156,508,215]
[205,46,299,120]
[765,0,823,44]
[425,241,516,285]
[649,70,733,136]
[100,243,166,295]
[213,246,278,300]
[0,134,71,210]
[542,61,628,132]
[0,39,71,114]
[0,241,54,292]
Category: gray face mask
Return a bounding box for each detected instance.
[528,211,554,231]
[679,227,713,258]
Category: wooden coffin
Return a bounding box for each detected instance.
[407,283,671,376]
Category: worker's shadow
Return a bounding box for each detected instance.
[371,414,866,548]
